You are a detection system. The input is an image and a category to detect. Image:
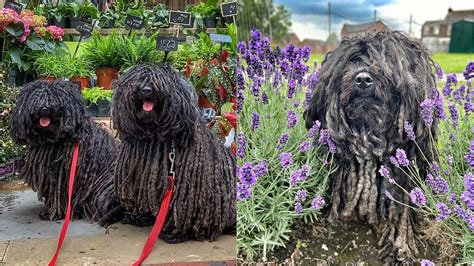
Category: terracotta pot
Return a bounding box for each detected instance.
[96,67,119,89]
[70,76,89,90]
[38,76,56,82]
[198,95,216,110]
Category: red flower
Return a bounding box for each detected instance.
[221,50,229,62]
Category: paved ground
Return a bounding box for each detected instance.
[0,181,236,265]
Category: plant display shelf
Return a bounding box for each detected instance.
[62,27,219,36]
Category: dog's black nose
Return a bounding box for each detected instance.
[141,86,152,94]
[355,72,373,89]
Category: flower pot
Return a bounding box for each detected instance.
[203,17,217,28]
[38,76,56,82]
[183,16,195,28]
[198,95,216,110]
[220,16,234,26]
[85,101,99,117]
[97,100,111,117]
[70,76,89,90]
[96,67,119,89]
[54,17,68,28]
[69,17,84,29]
[7,69,18,85]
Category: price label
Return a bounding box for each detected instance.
[156,36,178,51]
[124,15,144,30]
[169,11,191,26]
[220,2,237,17]
[75,21,93,36]
[210,33,232,43]
[4,1,23,14]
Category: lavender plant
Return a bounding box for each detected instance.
[237,30,336,261]
[383,63,474,262]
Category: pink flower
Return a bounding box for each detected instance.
[46,25,64,41]
[0,8,18,30]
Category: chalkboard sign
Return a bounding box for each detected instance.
[169,11,191,26]
[75,21,93,36]
[4,1,23,14]
[3,161,14,176]
[156,36,178,51]
[220,2,237,17]
[124,15,144,30]
[210,33,232,43]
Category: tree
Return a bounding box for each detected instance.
[237,0,291,43]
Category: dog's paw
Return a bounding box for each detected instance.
[121,212,155,227]
[160,231,188,244]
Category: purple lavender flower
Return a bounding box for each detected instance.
[295,189,307,202]
[465,172,474,192]
[300,164,311,178]
[448,193,456,204]
[447,155,454,166]
[465,101,473,116]
[454,205,470,220]
[390,156,399,167]
[294,201,303,214]
[237,41,247,55]
[436,65,443,80]
[448,101,459,128]
[277,133,289,150]
[236,88,244,113]
[287,110,299,129]
[237,132,246,159]
[410,187,426,206]
[272,71,281,88]
[379,165,395,183]
[318,129,330,144]
[468,216,474,231]
[290,169,302,186]
[308,121,321,138]
[300,141,310,152]
[420,99,434,126]
[442,83,452,98]
[464,62,474,80]
[305,87,312,109]
[432,89,446,120]
[446,73,458,86]
[262,91,268,104]
[251,111,260,131]
[395,148,410,167]
[384,189,394,200]
[427,174,449,194]
[254,161,268,178]
[238,162,256,186]
[430,162,440,176]
[466,139,474,169]
[311,195,325,210]
[435,202,451,221]
[404,121,416,141]
[453,88,463,103]
[237,183,251,201]
[420,259,435,266]
[287,79,296,98]
[279,152,293,168]
[301,45,311,62]
[294,100,300,108]
[251,76,263,97]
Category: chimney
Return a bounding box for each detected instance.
[448,7,453,13]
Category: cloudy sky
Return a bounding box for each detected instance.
[273,0,474,41]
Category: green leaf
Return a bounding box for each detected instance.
[5,25,24,37]
[8,50,28,71]
[44,40,55,53]
[26,37,46,51]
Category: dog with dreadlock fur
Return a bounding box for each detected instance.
[10,80,122,226]
[304,31,437,262]
[111,64,236,243]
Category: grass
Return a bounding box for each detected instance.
[310,52,473,74]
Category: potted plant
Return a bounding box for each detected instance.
[83,33,124,89]
[149,3,169,29]
[115,33,162,69]
[98,9,119,29]
[65,56,94,89]
[70,2,99,28]
[192,0,219,28]
[56,3,75,28]
[82,87,113,117]
[184,4,195,28]
[32,52,62,81]
[34,5,57,26]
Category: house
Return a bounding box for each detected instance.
[340,20,388,38]
[422,8,474,52]
[281,33,300,45]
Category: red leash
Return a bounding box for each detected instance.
[48,141,80,266]
[132,143,176,266]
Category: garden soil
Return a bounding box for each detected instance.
[268,219,450,265]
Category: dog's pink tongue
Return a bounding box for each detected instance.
[39,117,50,127]
[143,101,154,112]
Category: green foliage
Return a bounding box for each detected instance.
[171,32,221,71]
[82,87,113,104]
[33,53,93,78]
[148,4,169,29]
[238,0,291,43]
[82,33,125,69]
[0,65,26,164]
[76,2,99,20]
[191,0,220,17]
[432,53,474,73]
[115,33,163,69]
